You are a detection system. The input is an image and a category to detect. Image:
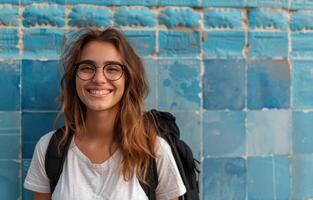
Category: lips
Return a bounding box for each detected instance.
[87,89,112,97]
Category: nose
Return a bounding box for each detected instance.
[92,67,108,83]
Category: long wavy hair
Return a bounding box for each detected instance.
[57,27,157,183]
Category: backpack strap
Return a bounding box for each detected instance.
[150,109,200,200]
[139,158,158,200]
[45,127,73,195]
[150,110,189,188]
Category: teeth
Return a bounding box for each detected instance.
[89,89,111,96]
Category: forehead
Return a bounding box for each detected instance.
[79,41,123,63]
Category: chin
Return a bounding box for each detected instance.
[86,102,120,113]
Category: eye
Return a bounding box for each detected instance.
[105,64,122,73]
[78,63,94,73]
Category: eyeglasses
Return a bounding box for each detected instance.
[75,61,126,81]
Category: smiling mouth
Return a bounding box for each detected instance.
[87,89,112,97]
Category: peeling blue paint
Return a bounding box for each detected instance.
[23,6,65,27]
[159,8,200,28]
[0,6,18,26]
[158,60,201,109]
[249,9,287,30]
[114,6,156,27]
[159,31,200,56]
[291,11,313,31]
[202,0,245,7]
[247,0,288,8]
[204,9,243,29]
[159,0,200,6]
[69,6,113,28]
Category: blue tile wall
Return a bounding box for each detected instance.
[22,0,65,4]
[291,0,313,10]
[0,61,20,110]
[0,112,20,159]
[246,110,291,156]
[1,1,313,199]
[159,0,201,6]
[203,157,246,200]
[0,160,20,199]
[247,157,275,199]
[23,5,65,27]
[247,156,290,199]
[275,156,291,199]
[22,112,62,158]
[0,0,18,3]
[292,60,313,108]
[0,6,19,26]
[159,8,200,28]
[0,29,19,58]
[204,9,243,29]
[67,0,157,6]
[203,59,245,110]
[114,6,156,27]
[291,11,313,31]
[22,159,33,200]
[23,29,65,59]
[293,111,313,153]
[0,111,20,135]
[158,31,200,57]
[203,31,245,58]
[157,59,201,109]
[247,0,289,8]
[69,6,113,28]
[172,111,201,159]
[22,60,61,110]
[248,31,288,58]
[124,31,156,56]
[203,111,246,157]
[0,135,19,159]
[248,9,288,30]
[292,155,313,199]
[247,59,290,109]
[202,0,245,7]
[291,33,313,58]
[143,59,157,109]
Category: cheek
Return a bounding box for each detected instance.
[118,79,126,95]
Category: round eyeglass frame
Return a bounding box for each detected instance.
[75,62,126,81]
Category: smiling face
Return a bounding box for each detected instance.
[75,40,126,114]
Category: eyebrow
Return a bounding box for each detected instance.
[76,59,124,66]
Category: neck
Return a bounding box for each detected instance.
[82,107,119,145]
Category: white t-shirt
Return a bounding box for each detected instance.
[24,131,186,200]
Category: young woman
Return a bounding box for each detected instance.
[24,27,186,200]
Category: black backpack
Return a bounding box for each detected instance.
[45,109,200,200]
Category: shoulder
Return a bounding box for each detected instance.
[155,136,172,156]
[154,136,176,168]
[24,130,56,193]
[154,137,187,199]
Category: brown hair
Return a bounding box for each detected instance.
[57,27,157,183]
